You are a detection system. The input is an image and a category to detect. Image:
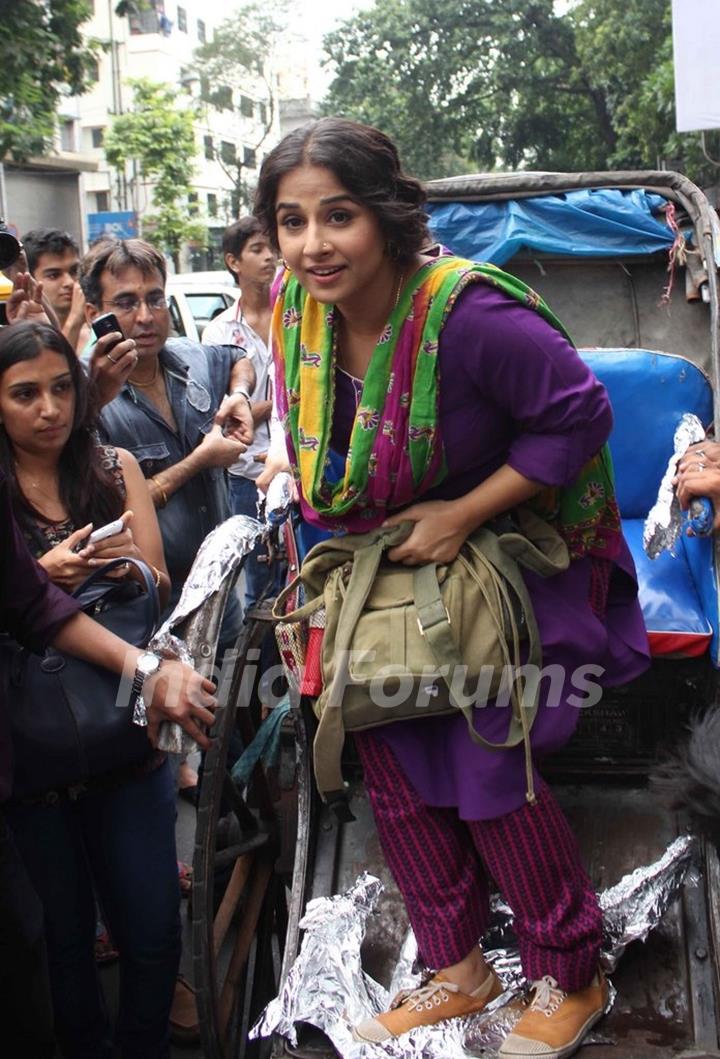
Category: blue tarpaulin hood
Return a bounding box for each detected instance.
[427,188,676,264]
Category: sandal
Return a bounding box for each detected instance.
[94,928,119,965]
[170,973,200,1046]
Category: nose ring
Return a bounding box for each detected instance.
[322,242,329,249]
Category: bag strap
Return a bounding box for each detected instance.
[312,524,411,804]
[72,557,160,634]
[414,527,543,803]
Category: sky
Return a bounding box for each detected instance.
[281,0,373,98]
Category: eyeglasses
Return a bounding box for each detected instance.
[103,293,168,315]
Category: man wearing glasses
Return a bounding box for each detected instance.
[80,238,256,624]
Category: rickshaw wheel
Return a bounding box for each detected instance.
[192,614,293,1059]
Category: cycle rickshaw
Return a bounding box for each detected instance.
[172,170,720,1059]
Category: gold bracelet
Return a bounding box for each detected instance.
[150,564,161,589]
[152,477,168,508]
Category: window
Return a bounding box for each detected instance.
[199,76,211,103]
[220,140,236,165]
[259,101,268,125]
[207,193,218,217]
[213,85,233,111]
[95,190,110,212]
[197,18,206,42]
[188,191,198,216]
[87,59,100,84]
[129,8,160,33]
[185,293,233,332]
[240,95,253,119]
[60,119,76,153]
[91,126,104,148]
[167,295,186,337]
[203,134,214,160]
[177,5,187,32]
[243,146,256,168]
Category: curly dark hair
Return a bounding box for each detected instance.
[0,322,124,534]
[254,118,429,264]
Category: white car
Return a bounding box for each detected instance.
[166,273,238,343]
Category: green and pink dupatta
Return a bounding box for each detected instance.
[272,255,621,561]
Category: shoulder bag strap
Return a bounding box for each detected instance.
[313,525,409,803]
[73,557,160,637]
[414,529,545,803]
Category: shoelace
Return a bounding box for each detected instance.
[529,975,567,1018]
[391,979,460,1013]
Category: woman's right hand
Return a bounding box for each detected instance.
[38,523,94,590]
[144,660,217,750]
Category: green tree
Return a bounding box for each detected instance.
[192,3,282,215]
[322,0,716,183]
[0,0,100,160]
[104,78,205,269]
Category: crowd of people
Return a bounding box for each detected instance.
[0,116,718,1059]
[0,215,268,1056]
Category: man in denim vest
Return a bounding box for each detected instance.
[80,238,256,625]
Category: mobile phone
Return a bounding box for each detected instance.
[92,312,124,348]
[88,518,124,545]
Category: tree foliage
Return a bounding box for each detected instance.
[104,79,205,266]
[322,0,718,184]
[0,0,100,160]
[192,3,282,214]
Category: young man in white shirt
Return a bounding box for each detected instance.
[202,217,278,608]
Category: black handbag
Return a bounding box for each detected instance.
[2,557,160,800]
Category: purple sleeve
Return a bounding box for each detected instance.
[0,475,80,652]
[439,284,613,486]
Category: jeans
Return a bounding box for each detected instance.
[6,761,181,1059]
[0,811,55,1057]
[228,474,283,612]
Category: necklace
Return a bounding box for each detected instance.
[129,357,160,388]
[15,465,65,517]
[333,267,406,384]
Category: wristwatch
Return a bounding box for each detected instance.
[131,651,162,728]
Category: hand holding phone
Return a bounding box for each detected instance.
[88,517,125,545]
[78,511,137,568]
[92,312,124,350]
[89,320,138,408]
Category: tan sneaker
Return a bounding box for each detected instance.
[499,971,608,1059]
[352,969,504,1043]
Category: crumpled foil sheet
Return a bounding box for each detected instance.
[643,413,705,558]
[265,471,294,525]
[147,515,263,752]
[155,514,263,641]
[251,835,696,1058]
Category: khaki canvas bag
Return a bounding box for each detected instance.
[274,509,569,809]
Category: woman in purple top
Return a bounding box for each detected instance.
[255,118,649,1058]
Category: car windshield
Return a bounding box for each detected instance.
[184,292,233,330]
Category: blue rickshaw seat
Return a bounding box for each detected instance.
[579,348,719,664]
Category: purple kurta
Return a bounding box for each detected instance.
[329,283,650,820]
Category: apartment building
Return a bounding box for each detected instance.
[57,0,279,268]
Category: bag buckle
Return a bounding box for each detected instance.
[416,601,451,637]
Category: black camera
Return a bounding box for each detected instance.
[0,220,21,271]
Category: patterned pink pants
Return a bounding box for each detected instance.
[354,733,602,992]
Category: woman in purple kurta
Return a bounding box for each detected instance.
[256,117,649,1057]
[345,282,650,820]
